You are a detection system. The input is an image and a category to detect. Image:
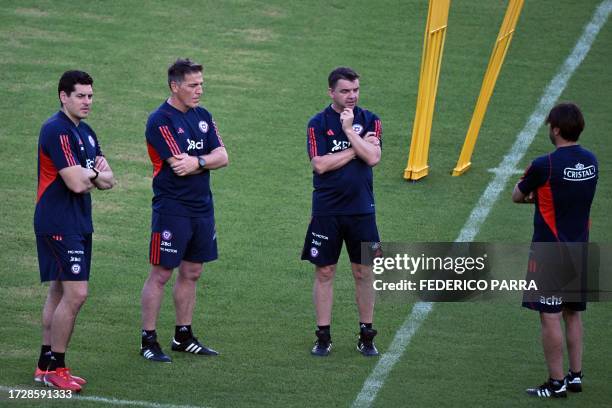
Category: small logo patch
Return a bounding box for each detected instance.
[162,230,173,240]
[71,264,81,274]
[198,121,209,133]
[352,124,363,134]
[310,247,319,258]
[88,135,96,147]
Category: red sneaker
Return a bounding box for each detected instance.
[43,367,82,392]
[35,367,87,385]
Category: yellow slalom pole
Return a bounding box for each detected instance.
[404,0,451,181]
[452,0,524,176]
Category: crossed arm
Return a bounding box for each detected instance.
[59,156,116,193]
[167,146,229,176]
[511,183,535,203]
[310,132,381,175]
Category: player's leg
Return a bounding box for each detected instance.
[36,234,89,391]
[301,216,342,356]
[140,212,187,362]
[35,281,62,382]
[44,280,88,391]
[314,264,337,326]
[350,263,375,324]
[170,216,219,356]
[141,265,174,330]
[173,260,202,326]
[42,281,63,348]
[344,214,380,356]
[540,312,564,380]
[50,281,88,354]
[563,307,583,392]
[525,311,567,397]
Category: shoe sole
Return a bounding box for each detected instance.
[43,379,81,393]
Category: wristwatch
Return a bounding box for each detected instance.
[91,168,99,180]
[198,157,206,169]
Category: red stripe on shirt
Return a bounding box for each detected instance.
[536,156,558,240]
[212,120,225,147]
[374,120,382,139]
[60,135,77,167]
[308,127,317,159]
[37,148,58,202]
[159,126,181,156]
[147,142,164,178]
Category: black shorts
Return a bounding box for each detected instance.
[301,214,380,266]
[36,234,92,282]
[149,211,218,268]
[522,242,587,313]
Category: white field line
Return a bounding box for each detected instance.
[352,1,612,407]
[0,385,208,408]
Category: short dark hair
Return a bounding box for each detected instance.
[328,66,360,89]
[58,70,93,104]
[168,58,203,88]
[546,102,585,142]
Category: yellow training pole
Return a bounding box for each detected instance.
[404,0,451,181]
[452,0,524,176]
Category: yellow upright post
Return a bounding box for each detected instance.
[404,0,451,181]
[452,0,524,176]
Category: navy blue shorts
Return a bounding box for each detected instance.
[301,214,380,266]
[36,234,92,282]
[522,300,586,313]
[149,212,217,268]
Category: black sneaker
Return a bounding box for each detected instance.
[526,379,567,398]
[357,327,379,357]
[311,329,332,357]
[171,337,219,356]
[564,371,583,392]
[140,341,172,363]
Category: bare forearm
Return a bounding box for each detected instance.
[345,130,380,166]
[93,170,116,190]
[311,148,355,174]
[200,147,229,170]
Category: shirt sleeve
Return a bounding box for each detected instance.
[306,118,327,159]
[366,113,383,150]
[145,115,183,161]
[517,157,548,194]
[205,115,225,154]
[40,126,80,170]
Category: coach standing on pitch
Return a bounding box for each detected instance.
[34,70,115,391]
[140,58,228,362]
[302,67,383,357]
[512,102,598,398]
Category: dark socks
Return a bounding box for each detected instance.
[549,378,564,389]
[48,351,65,371]
[175,325,193,342]
[37,345,52,370]
[141,329,157,346]
[317,325,330,333]
[569,370,582,378]
[360,322,373,330]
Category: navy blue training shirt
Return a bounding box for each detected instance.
[146,101,224,218]
[518,145,598,242]
[34,111,101,234]
[306,105,382,216]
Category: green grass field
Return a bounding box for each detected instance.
[1,1,611,407]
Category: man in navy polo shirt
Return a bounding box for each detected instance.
[34,70,115,391]
[140,58,228,362]
[512,103,598,398]
[302,67,383,357]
